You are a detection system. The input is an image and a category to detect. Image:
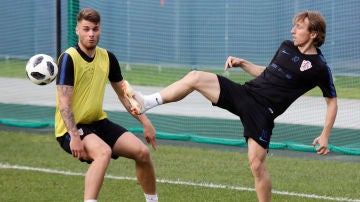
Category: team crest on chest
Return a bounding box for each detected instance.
[300,60,312,71]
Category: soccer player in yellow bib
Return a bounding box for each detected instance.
[55,8,158,202]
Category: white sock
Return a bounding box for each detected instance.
[144,92,163,110]
[144,193,158,202]
[84,200,97,202]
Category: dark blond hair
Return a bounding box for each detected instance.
[294,11,326,47]
[77,8,101,23]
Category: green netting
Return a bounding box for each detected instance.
[1,103,359,155]
[1,1,360,76]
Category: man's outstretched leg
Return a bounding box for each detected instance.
[123,71,220,114]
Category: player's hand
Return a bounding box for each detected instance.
[312,135,330,155]
[224,56,242,71]
[143,122,157,150]
[70,136,86,159]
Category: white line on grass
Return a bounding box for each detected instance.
[1,163,359,202]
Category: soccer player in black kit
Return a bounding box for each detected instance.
[123,10,337,202]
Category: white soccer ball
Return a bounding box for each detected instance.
[26,54,58,85]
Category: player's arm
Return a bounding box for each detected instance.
[225,56,266,77]
[57,54,85,159]
[57,85,77,137]
[108,51,157,149]
[111,81,157,150]
[312,97,337,155]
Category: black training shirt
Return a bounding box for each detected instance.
[245,40,337,116]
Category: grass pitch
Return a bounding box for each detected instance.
[0,130,359,201]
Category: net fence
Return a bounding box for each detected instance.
[0,0,359,155]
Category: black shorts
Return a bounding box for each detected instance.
[213,75,275,149]
[56,118,128,162]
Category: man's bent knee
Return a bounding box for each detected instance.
[92,146,112,162]
[185,70,204,82]
[249,158,266,178]
[135,145,151,163]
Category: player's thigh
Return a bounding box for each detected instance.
[190,71,220,103]
[112,132,149,159]
[82,133,112,160]
[247,138,268,168]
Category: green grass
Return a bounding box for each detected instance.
[0,131,359,201]
[1,59,360,99]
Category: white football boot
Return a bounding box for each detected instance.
[122,80,147,115]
